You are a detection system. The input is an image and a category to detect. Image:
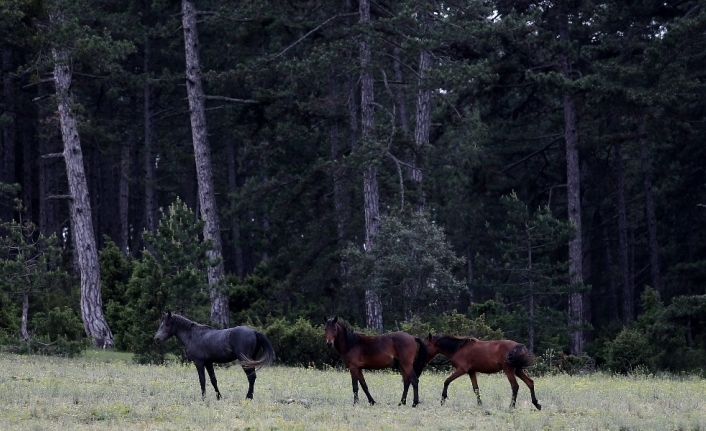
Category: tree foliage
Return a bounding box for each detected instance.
[0,0,705,371]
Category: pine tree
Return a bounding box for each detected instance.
[480,192,578,352]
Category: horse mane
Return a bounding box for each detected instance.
[169,314,213,330]
[435,335,474,354]
[335,318,360,347]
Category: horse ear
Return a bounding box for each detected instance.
[333,316,338,324]
[428,333,433,340]
[323,316,328,323]
[167,310,172,318]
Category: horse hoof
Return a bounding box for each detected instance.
[535,404,542,411]
[412,403,418,408]
[216,394,222,400]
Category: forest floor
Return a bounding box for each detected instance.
[1,350,704,430]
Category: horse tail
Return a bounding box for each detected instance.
[506,344,536,370]
[413,337,428,377]
[240,330,276,370]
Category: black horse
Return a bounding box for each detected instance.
[154,312,275,400]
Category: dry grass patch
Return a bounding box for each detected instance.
[0,353,704,430]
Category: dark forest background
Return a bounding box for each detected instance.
[1,0,705,373]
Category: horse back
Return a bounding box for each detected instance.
[186,326,257,364]
[457,339,520,373]
[345,331,417,369]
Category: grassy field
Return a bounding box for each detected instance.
[1,351,704,430]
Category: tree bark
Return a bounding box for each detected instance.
[600,212,620,322]
[2,43,17,222]
[392,46,410,136]
[560,13,584,355]
[118,141,130,254]
[413,48,431,212]
[526,228,535,353]
[615,141,633,325]
[466,245,474,303]
[359,0,383,333]
[182,0,229,328]
[143,35,157,237]
[20,283,30,342]
[50,8,113,347]
[226,142,244,280]
[640,120,661,296]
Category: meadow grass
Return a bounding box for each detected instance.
[0,351,704,430]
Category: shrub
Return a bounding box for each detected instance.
[604,327,651,374]
[27,307,88,357]
[260,317,331,367]
[533,348,595,376]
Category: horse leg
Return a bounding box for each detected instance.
[503,366,520,409]
[398,363,419,407]
[349,368,360,404]
[398,371,408,406]
[516,368,541,410]
[356,369,376,406]
[195,362,207,399]
[205,363,222,400]
[469,371,482,406]
[441,367,467,405]
[242,366,256,399]
[410,369,420,408]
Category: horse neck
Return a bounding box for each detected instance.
[171,316,200,345]
[435,336,466,357]
[334,324,354,353]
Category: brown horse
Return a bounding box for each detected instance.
[324,317,427,406]
[424,334,541,410]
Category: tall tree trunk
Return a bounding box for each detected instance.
[600,212,620,322]
[412,45,431,212]
[359,0,383,333]
[466,245,474,303]
[118,141,130,253]
[560,13,584,355]
[50,10,113,347]
[182,0,229,328]
[615,141,633,325]
[639,120,661,296]
[20,282,30,342]
[527,232,535,353]
[2,43,17,221]
[143,35,157,237]
[392,46,410,136]
[226,142,244,279]
[329,95,346,242]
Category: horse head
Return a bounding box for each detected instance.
[423,333,441,362]
[154,311,174,344]
[323,316,339,348]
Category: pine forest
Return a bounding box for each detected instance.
[1,0,706,373]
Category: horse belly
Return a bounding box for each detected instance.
[347,350,394,370]
[193,333,238,363]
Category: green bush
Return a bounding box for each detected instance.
[28,307,88,357]
[260,317,331,367]
[604,327,651,374]
[533,349,595,376]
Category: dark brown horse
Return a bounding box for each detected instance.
[324,317,427,406]
[424,334,541,410]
